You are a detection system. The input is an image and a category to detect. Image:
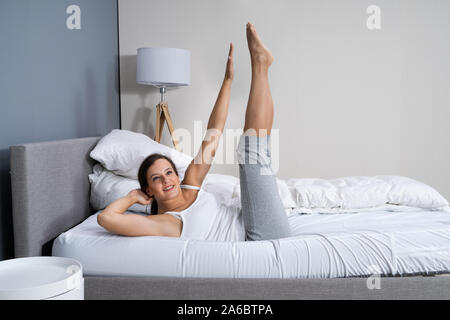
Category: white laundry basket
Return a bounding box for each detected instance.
[0,256,84,300]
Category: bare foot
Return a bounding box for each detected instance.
[246,22,274,68]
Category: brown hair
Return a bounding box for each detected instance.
[137,153,179,215]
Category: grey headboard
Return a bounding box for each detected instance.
[10,136,101,258]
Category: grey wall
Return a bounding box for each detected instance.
[0,0,120,260]
[119,0,450,201]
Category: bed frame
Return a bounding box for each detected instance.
[9,136,450,300]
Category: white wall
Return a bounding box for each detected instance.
[119,0,450,201]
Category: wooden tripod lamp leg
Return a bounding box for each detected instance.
[154,103,166,143]
[155,104,161,142]
[158,106,166,141]
[161,103,181,152]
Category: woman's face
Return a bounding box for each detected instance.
[145,159,180,201]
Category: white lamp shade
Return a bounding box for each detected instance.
[136,47,190,87]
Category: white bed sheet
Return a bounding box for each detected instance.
[52,209,450,278]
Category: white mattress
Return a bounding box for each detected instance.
[52,209,450,278]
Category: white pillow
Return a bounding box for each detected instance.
[90,129,193,180]
[229,177,297,209]
[89,164,150,213]
[203,173,241,208]
[286,175,449,211]
[276,178,298,208]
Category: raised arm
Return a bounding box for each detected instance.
[181,43,234,187]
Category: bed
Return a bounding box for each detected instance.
[9,134,450,300]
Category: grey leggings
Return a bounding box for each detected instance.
[236,133,292,241]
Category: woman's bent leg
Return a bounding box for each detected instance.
[236,133,291,241]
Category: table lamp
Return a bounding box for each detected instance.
[137,47,191,151]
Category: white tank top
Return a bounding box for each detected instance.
[165,184,245,242]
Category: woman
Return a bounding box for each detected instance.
[98,22,291,241]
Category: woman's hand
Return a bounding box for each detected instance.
[224,42,234,81]
[127,189,153,206]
